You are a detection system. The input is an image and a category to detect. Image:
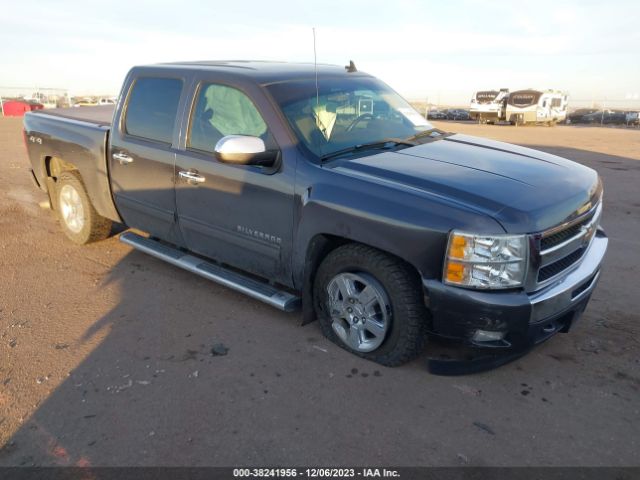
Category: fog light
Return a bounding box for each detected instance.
[472,330,506,343]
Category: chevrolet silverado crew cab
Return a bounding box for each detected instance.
[23,61,608,366]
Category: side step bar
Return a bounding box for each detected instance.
[119,232,301,312]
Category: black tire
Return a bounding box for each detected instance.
[55,170,112,245]
[313,243,428,366]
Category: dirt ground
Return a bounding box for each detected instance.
[0,117,638,467]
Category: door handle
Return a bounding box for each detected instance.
[113,152,134,165]
[178,170,206,185]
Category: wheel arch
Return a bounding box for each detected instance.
[45,155,78,177]
[42,155,79,210]
[299,233,426,326]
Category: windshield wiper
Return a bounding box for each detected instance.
[320,138,417,162]
[403,128,447,143]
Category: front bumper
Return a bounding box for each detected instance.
[423,229,608,350]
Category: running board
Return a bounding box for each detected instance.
[119,232,301,312]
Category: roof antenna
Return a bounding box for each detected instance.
[313,27,319,108]
[345,60,357,73]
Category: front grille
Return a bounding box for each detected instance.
[541,212,594,250]
[527,201,602,290]
[538,247,586,282]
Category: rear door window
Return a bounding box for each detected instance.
[124,77,183,144]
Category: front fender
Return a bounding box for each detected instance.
[291,167,504,289]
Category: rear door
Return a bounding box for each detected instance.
[174,80,296,284]
[110,74,187,244]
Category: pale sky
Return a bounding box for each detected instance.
[2,0,639,107]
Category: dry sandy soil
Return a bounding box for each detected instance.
[0,117,638,467]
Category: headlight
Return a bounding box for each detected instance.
[443,231,528,289]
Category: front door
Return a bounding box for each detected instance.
[110,75,186,244]
[174,82,295,284]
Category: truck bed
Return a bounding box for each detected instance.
[31,105,114,127]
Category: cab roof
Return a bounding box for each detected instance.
[150,60,370,84]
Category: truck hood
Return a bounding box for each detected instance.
[333,133,600,233]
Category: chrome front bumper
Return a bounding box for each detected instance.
[529,229,608,323]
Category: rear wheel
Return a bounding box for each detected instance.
[314,244,428,366]
[55,171,112,244]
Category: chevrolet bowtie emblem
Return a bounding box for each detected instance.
[581,222,596,245]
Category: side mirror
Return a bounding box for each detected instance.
[214,135,277,166]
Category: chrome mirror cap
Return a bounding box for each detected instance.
[214,135,274,165]
[214,135,278,166]
[215,135,266,155]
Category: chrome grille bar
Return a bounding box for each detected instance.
[527,202,602,291]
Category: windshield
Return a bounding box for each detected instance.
[266,76,433,159]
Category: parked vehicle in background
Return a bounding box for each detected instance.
[581,111,604,124]
[73,99,98,107]
[446,109,471,121]
[469,89,509,123]
[427,109,447,120]
[626,111,639,125]
[582,110,627,125]
[23,61,607,367]
[27,92,58,109]
[604,111,627,125]
[506,89,568,125]
[98,97,117,105]
[566,109,598,124]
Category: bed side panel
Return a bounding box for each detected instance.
[23,112,121,222]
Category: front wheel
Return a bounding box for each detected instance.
[314,244,428,366]
[55,171,112,244]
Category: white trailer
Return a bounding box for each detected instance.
[469,89,509,123]
[506,89,568,125]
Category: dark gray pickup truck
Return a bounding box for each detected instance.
[23,61,607,366]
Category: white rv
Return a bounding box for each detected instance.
[469,89,509,123]
[506,89,568,125]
